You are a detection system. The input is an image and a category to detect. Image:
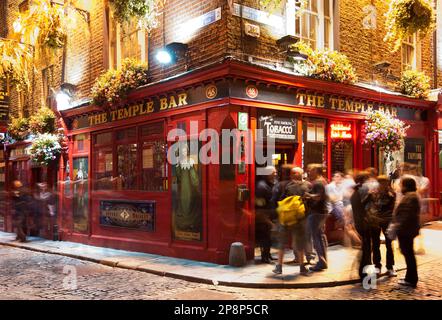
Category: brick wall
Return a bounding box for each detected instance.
[3,0,442,120]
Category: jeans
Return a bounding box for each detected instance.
[398,235,418,286]
[358,228,372,280]
[371,222,395,270]
[308,213,328,268]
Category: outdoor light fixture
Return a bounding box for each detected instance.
[56,82,76,111]
[156,42,189,65]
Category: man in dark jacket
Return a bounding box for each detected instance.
[305,164,328,272]
[350,171,371,281]
[394,177,421,287]
[255,166,277,263]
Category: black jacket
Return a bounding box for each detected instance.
[394,192,421,238]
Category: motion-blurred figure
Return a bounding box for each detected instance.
[11,180,30,242]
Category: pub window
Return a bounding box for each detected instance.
[401,34,417,71]
[303,120,327,171]
[74,134,89,153]
[108,8,148,70]
[94,132,113,190]
[286,0,334,50]
[116,127,138,190]
[141,122,168,191]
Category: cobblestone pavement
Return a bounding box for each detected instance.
[0,245,441,300]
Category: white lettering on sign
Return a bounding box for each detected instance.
[261,117,296,141]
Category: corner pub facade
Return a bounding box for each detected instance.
[1,0,442,264]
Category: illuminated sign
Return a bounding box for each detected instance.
[330,122,352,140]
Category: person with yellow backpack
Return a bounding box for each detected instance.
[272,167,311,275]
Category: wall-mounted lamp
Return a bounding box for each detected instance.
[55,82,76,111]
[155,42,189,66]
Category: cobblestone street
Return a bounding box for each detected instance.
[1,244,441,300]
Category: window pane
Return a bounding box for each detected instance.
[324,0,330,17]
[73,157,89,233]
[117,127,137,141]
[324,19,330,49]
[309,14,317,40]
[142,141,168,191]
[311,0,318,13]
[95,147,113,190]
[96,132,112,145]
[117,144,138,190]
[141,122,164,137]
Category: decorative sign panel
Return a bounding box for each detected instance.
[100,200,155,232]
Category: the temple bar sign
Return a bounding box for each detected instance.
[296,93,398,117]
[88,93,188,126]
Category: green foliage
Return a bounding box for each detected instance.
[29,106,57,134]
[8,117,30,141]
[384,0,435,52]
[109,0,165,32]
[399,70,430,99]
[289,41,358,84]
[92,58,150,108]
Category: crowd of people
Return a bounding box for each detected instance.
[255,162,430,288]
[11,180,56,243]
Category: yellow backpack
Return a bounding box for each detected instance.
[277,195,306,227]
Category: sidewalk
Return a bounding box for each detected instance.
[1,222,441,289]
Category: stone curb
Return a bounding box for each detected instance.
[0,239,412,289]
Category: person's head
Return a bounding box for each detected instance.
[401,177,417,194]
[181,143,189,158]
[37,182,48,192]
[332,172,344,184]
[12,180,23,190]
[291,167,304,181]
[377,175,390,192]
[262,166,277,183]
[399,162,411,176]
[354,171,369,186]
[365,167,378,178]
[280,164,294,181]
[307,164,323,181]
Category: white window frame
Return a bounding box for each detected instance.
[285,0,334,50]
[401,33,418,72]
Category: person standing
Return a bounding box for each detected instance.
[350,171,371,281]
[305,164,329,272]
[36,183,56,239]
[255,166,277,263]
[393,177,421,288]
[11,180,30,242]
[371,176,397,276]
[272,167,310,275]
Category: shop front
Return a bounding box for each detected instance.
[57,60,438,264]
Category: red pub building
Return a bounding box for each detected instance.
[1,0,442,264]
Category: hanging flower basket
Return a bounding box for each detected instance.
[8,117,30,142]
[384,0,436,52]
[289,41,358,84]
[109,0,166,32]
[363,110,410,159]
[29,133,64,166]
[399,70,430,99]
[91,58,150,108]
[29,106,57,134]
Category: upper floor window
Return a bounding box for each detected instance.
[286,0,334,50]
[401,34,417,71]
[108,10,148,69]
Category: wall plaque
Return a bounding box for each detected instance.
[100,200,155,231]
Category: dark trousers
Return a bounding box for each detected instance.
[308,214,328,268]
[398,235,418,286]
[371,222,395,270]
[14,216,27,242]
[358,227,372,280]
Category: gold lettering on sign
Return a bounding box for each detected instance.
[169,96,177,108]
[178,93,188,106]
[307,95,316,107]
[317,96,325,108]
[160,98,168,110]
[296,93,307,106]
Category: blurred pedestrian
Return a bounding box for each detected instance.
[393,177,421,288]
[255,166,278,264]
[272,167,310,275]
[36,182,57,239]
[305,164,329,272]
[341,171,361,247]
[326,172,345,225]
[372,175,397,276]
[350,171,371,281]
[11,180,30,242]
